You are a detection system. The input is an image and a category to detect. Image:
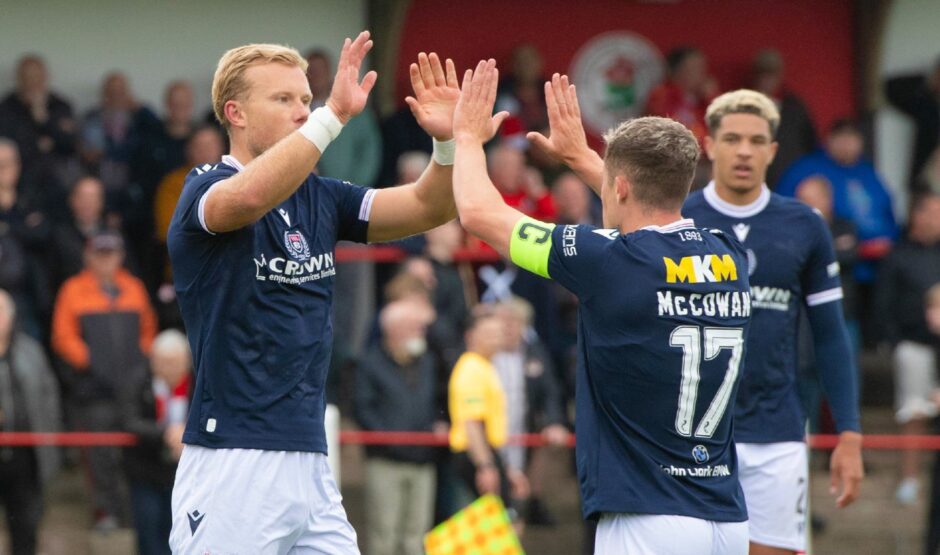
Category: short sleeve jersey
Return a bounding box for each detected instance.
[511,216,751,522]
[448,352,507,452]
[683,182,848,442]
[167,155,374,453]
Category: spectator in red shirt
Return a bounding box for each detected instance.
[488,143,556,221]
[645,47,718,145]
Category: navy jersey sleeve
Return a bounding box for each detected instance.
[801,209,861,432]
[508,216,615,297]
[318,177,373,244]
[801,210,844,307]
[172,165,237,236]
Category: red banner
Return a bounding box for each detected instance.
[397,0,855,140]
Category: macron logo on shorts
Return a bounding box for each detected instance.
[188,509,205,535]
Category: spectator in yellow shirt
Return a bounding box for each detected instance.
[449,307,529,514]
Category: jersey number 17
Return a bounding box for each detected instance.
[669,326,744,439]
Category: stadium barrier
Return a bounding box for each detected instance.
[2,431,940,450]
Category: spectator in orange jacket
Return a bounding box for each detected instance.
[52,229,156,532]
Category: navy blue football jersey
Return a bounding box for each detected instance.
[683,183,847,443]
[167,155,373,452]
[510,217,750,522]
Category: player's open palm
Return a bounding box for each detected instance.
[453,59,509,145]
[326,31,378,124]
[527,73,590,164]
[405,53,460,141]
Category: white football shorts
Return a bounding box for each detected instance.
[736,441,808,552]
[594,512,748,555]
[169,445,359,555]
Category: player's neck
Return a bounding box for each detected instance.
[617,208,684,235]
[712,180,764,206]
[229,143,255,166]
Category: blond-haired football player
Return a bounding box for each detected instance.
[167,32,462,553]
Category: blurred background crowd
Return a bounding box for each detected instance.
[2,0,940,554]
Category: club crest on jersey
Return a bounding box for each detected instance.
[284,230,311,261]
[692,445,710,464]
[663,254,738,284]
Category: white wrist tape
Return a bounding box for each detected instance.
[299,106,344,153]
[432,138,456,166]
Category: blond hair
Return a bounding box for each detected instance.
[603,116,700,211]
[211,44,307,129]
[706,89,780,137]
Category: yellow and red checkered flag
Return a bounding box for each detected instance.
[424,495,524,555]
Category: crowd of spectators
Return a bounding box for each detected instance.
[1,44,940,554]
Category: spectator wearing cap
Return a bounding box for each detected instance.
[50,175,134,288]
[118,328,191,555]
[750,49,818,189]
[52,229,157,531]
[0,289,62,554]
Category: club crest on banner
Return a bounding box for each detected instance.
[570,32,664,136]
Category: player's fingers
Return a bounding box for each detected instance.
[347,33,369,67]
[485,66,499,109]
[337,37,352,70]
[429,53,447,87]
[350,30,371,55]
[445,58,459,88]
[360,70,378,95]
[418,53,435,88]
[491,111,510,133]
[404,96,421,118]
[561,75,577,116]
[355,39,374,67]
[409,63,425,96]
[544,81,559,121]
[461,68,472,92]
[552,73,569,116]
[470,60,487,100]
[526,131,551,151]
[569,84,581,119]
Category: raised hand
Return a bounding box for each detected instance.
[326,31,378,124]
[527,73,591,165]
[453,59,509,145]
[406,53,460,141]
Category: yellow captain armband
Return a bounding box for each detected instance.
[509,216,556,279]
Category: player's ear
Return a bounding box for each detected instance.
[703,134,716,161]
[614,174,630,203]
[767,139,779,166]
[224,100,245,129]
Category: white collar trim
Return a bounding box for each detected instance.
[221,154,245,172]
[641,218,696,233]
[703,181,770,218]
